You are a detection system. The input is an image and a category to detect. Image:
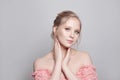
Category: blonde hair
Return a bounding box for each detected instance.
[51,10,82,38]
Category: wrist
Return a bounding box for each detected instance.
[62,62,67,69]
[56,59,62,64]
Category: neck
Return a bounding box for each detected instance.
[52,44,69,59]
[60,45,68,58]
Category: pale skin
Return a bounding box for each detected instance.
[34,18,93,80]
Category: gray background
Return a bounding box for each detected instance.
[1,0,120,80]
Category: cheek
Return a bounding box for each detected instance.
[74,36,79,43]
[56,30,66,38]
[56,31,67,44]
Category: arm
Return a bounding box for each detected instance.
[33,38,62,80]
[50,60,62,80]
[62,50,94,80]
[62,48,80,80]
[50,38,62,80]
[62,64,80,80]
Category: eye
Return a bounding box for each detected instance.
[75,31,80,35]
[65,28,70,31]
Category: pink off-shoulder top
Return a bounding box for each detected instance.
[32,65,98,80]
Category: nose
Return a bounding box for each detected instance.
[70,32,74,39]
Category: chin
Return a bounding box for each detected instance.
[58,38,74,48]
[60,43,73,49]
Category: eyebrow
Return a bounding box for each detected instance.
[65,26,80,31]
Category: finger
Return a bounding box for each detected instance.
[67,48,71,54]
[53,34,57,40]
[54,37,58,45]
[66,48,71,57]
[54,39,58,52]
[55,38,60,48]
[54,38,60,52]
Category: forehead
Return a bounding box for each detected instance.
[60,17,80,29]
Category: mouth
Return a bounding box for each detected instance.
[67,40,73,44]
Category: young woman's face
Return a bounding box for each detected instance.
[54,17,81,48]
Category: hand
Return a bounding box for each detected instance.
[50,38,63,80]
[62,48,71,66]
[53,38,63,63]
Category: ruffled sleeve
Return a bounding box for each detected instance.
[32,69,51,80]
[76,65,98,80]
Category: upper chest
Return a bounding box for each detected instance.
[47,54,84,74]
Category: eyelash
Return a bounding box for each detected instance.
[65,28,70,30]
[75,31,80,34]
[65,28,80,34]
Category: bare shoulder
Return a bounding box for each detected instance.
[72,49,93,65]
[33,52,53,71]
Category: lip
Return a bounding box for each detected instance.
[67,40,73,44]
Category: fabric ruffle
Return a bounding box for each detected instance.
[32,69,51,80]
[76,65,98,80]
[32,65,98,80]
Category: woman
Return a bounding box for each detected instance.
[32,10,98,80]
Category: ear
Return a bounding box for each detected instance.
[53,26,58,35]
